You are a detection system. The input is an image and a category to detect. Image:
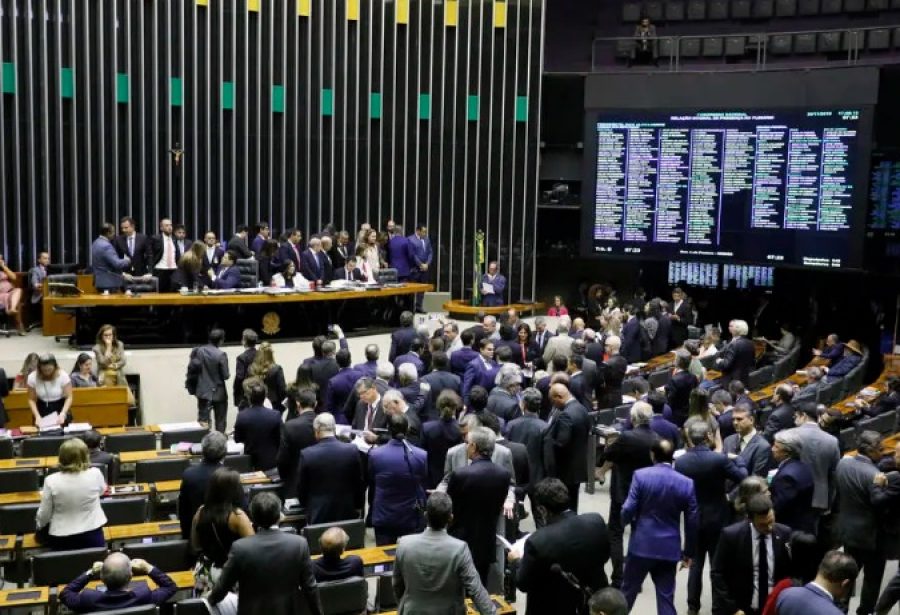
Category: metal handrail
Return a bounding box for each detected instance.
[591,22,900,71]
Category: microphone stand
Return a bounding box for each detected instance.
[552,565,593,614]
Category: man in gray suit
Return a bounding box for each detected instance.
[393,492,495,614]
[543,319,574,367]
[835,430,886,615]
[186,328,230,432]
[209,492,323,615]
[722,403,773,483]
[785,403,840,525]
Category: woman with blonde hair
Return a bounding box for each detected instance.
[14,352,40,389]
[93,324,127,386]
[249,342,287,412]
[362,229,381,274]
[36,438,107,550]
[173,242,209,290]
[27,354,73,426]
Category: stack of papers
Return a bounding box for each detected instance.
[37,413,60,430]
[158,421,203,433]
[65,423,92,433]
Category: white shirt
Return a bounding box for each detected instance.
[36,467,108,536]
[445,336,463,358]
[155,234,177,270]
[750,524,774,610]
[206,246,218,263]
[808,581,833,602]
[27,371,71,402]
[739,429,757,452]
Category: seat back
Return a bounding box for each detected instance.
[0,503,40,534]
[22,436,72,458]
[699,353,718,370]
[838,426,858,452]
[313,576,368,615]
[123,539,192,573]
[772,357,791,381]
[124,277,160,294]
[613,403,632,421]
[594,408,616,427]
[105,432,158,453]
[0,439,14,459]
[135,458,191,483]
[223,454,253,473]
[0,469,40,494]
[375,268,398,284]
[236,259,259,288]
[302,519,366,556]
[647,369,671,389]
[160,428,210,449]
[747,366,774,391]
[101,496,149,525]
[374,573,398,611]
[31,546,109,586]
[247,483,283,502]
[858,410,897,436]
[174,599,213,615]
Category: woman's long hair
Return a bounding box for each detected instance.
[198,468,243,528]
[250,342,277,379]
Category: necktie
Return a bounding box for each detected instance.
[166,237,175,268]
[366,404,374,430]
[128,236,134,256]
[548,408,560,425]
[346,269,352,281]
[758,533,769,609]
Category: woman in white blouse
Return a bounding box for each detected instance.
[36,438,108,550]
[27,354,73,427]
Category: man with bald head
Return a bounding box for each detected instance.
[543,382,591,513]
[61,552,177,612]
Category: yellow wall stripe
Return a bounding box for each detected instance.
[445,0,459,27]
[297,0,310,16]
[346,0,360,20]
[494,1,507,28]
[197,0,208,7]
[247,0,259,13]
[396,0,410,24]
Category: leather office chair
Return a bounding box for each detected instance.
[648,369,671,389]
[0,439,14,459]
[304,576,368,615]
[374,573,398,612]
[0,503,40,534]
[124,277,160,294]
[0,469,40,494]
[223,454,253,473]
[0,307,11,338]
[101,496,149,525]
[858,410,897,436]
[302,519,366,556]
[174,598,213,615]
[160,428,209,449]
[31,546,110,586]
[838,426,858,452]
[123,539,192,573]
[105,432,157,453]
[236,259,259,288]
[135,458,190,483]
[22,436,72,458]
[614,403,632,421]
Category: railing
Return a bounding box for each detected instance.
[591,23,899,72]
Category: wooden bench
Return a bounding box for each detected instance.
[443,299,545,319]
[5,387,131,429]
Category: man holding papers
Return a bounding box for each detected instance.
[482,261,506,307]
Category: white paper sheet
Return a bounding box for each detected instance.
[38,412,60,430]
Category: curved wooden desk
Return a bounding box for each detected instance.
[443,299,545,319]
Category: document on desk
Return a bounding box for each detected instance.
[37,413,60,430]
[482,283,494,294]
[497,533,530,553]
[158,421,203,432]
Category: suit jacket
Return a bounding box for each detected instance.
[189,344,230,402]
[670,300,693,346]
[776,582,845,615]
[649,414,682,448]
[323,367,361,417]
[308,358,340,400]
[447,457,512,569]
[597,354,628,409]
[214,265,241,289]
[91,236,131,290]
[533,330,554,356]
[406,233,433,269]
[784,423,840,510]
[389,327,419,362]
[500,439,530,492]
[250,234,267,255]
[835,454,880,551]
[623,463,699,561]
[504,415,547,490]
[462,358,500,402]
[826,353,862,382]
[569,371,592,411]
[763,402,794,443]
[674,445,748,530]
[335,266,366,282]
[620,317,643,364]
[226,235,252,260]
[486,388,522,423]
[151,233,183,268]
[421,370,461,420]
[516,511,610,615]
[716,336,757,385]
[394,352,425,378]
[330,244,351,270]
[481,273,506,307]
[770,458,815,533]
[449,348,479,377]
[298,436,364,524]
[300,248,323,281]
[313,554,364,583]
[387,235,412,278]
[439,442,516,507]
[723,431,773,483]
[233,347,258,408]
[209,529,323,615]
[234,405,283,471]
[543,399,591,486]
[421,418,463,489]
[203,245,225,271]
[393,528,495,615]
[114,232,153,276]
[276,241,302,273]
[352,359,379,379]
[542,335,573,366]
[653,314,673,355]
[368,439,428,532]
[277,411,318,497]
[711,521,792,615]
[61,567,177,613]
[604,424,658,505]
[665,370,699,426]
[177,460,247,539]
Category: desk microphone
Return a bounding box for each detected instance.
[550,563,592,611]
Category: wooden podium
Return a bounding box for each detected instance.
[5,387,131,428]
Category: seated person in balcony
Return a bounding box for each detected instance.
[857,375,900,418]
[60,552,177,613]
[812,334,844,366]
[212,251,242,290]
[631,16,658,66]
[312,526,364,583]
[823,340,863,383]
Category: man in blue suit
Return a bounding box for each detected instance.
[481,261,507,307]
[674,422,747,615]
[213,251,242,289]
[621,438,699,615]
[770,430,815,533]
[323,349,360,417]
[462,338,500,404]
[389,311,419,362]
[776,550,858,615]
[276,228,303,273]
[406,224,433,312]
[450,330,479,377]
[824,339,863,382]
[60,552,177,613]
[91,223,131,292]
[300,237,325,286]
[393,338,426,378]
[620,305,644,364]
[386,227,412,281]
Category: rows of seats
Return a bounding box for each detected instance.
[622,0,900,23]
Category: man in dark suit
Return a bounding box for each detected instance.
[421,352,461,421]
[665,350,699,427]
[711,494,792,615]
[233,381,282,471]
[276,228,304,274]
[647,390,682,447]
[233,329,258,410]
[329,231,352,270]
[421,390,465,489]
[201,231,225,272]
[463,338,500,403]
[312,527,364,583]
[309,339,340,395]
[114,216,152,276]
[598,335,628,409]
[603,401,658,588]
[770,430,815,533]
[60,552,177,613]
[675,422,748,614]
[250,221,270,255]
[186,328,229,432]
[297,413,365,525]
[835,430,886,615]
[544,383,591,514]
[150,217,180,292]
[172,223,191,256]
[712,390,737,441]
[178,432,245,538]
[715,319,757,386]
[622,439,699,615]
[209,492,323,615]
[389,311,419,362]
[212,251,242,289]
[777,550,859,615]
[336,255,367,282]
[504,388,548,515]
[323,349,360,417]
[350,377,385,434]
[486,364,523,423]
[620,305,644,364]
[226,225,253,259]
[510,478,610,615]
[407,224,433,311]
[450,330,479,377]
[317,235,335,283]
[352,344,380,379]
[723,404,773,484]
[533,317,554,360]
[670,287,693,348]
[277,389,318,497]
[763,383,795,443]
[447,427,512,585]
[300,237,325,285]
[393,338,426,378]
[386,227,412,281]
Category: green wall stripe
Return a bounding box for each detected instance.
[322,88,334,116]
[116,73,130,104]
[272,85,285,112]
[170,77,183,106]
[370,92,382,119]
[515,96,528,122]
[467,95,479,121]
[2,62,15,95]
[60,68,75,99]
[222,81,235,110]
[418,93,431,120]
